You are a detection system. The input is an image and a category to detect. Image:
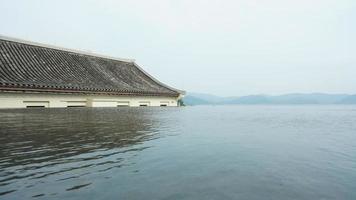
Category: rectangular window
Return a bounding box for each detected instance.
[160,101,169,107]
[26,106,45,108]
[138,101,150,107]
[23,101,49,108]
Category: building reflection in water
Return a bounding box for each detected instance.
[0,108,165,198]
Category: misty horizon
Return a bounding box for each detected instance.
[184,92,356,105]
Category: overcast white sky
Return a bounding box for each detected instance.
[1,0,355,96]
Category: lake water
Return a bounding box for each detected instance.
[0,106,356,200]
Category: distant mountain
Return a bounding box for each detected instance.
[183,95,211,105]
[268,93,349,104]
[183,93,356,105]
[187,93,225,103]
[337,95,356,104]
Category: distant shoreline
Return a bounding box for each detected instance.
[184,93,356,106]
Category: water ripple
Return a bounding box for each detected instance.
[66,183,92,191]
[0,108,163,199]
[1,106,355,200]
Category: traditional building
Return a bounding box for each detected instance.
[0,35,184,108]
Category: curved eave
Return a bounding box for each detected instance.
[133,62,186,95]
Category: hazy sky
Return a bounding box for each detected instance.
[1,0,355,96]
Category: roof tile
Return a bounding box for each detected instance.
[0,38,180,97]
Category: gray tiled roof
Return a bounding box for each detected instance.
[0,36,181,97]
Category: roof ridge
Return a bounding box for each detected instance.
[0,34,135,63]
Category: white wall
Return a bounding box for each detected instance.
[0,92,179,109]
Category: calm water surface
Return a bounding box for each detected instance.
[0,106,356,200]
